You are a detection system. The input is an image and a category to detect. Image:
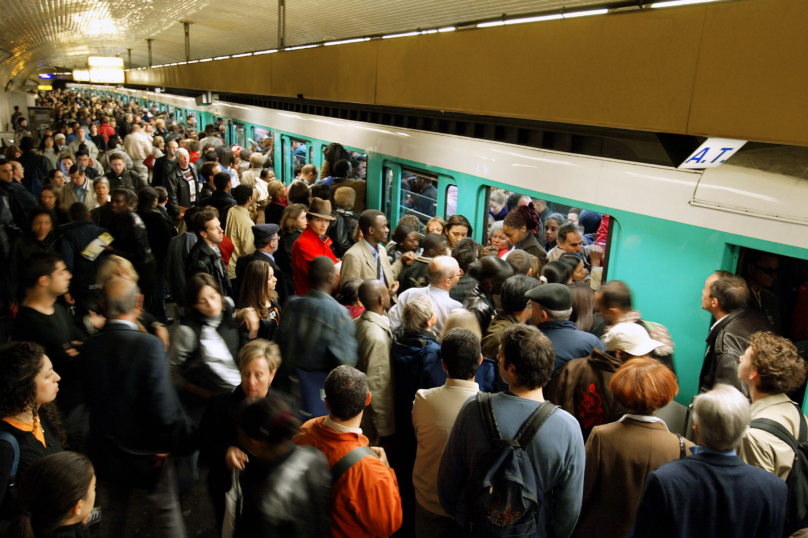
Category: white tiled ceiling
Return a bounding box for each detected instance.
[0,0,607,88]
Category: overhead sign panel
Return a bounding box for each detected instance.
[88,56,124,68]
[678,138,747,169]
[38,73,53,80]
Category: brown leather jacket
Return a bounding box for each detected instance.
[544,348,627,441]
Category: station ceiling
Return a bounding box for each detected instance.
[0,0,608,87]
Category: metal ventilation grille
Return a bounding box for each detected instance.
[0,0,604,88]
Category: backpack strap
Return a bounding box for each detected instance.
[331,446,378,485]
[792,402,808,443]
[514,402,559,449]
[0,431,20,487]
[750,418,799,453]
[477,392,503,443]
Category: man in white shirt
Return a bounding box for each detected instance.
[389,256,462,335]
[66,126,99,160]
[123,124,152,181]
[412,327,481,538]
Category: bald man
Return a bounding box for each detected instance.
[355,279,394,443]
[388,256,463,334]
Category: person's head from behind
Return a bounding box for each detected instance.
[702,270,749,317]
[25,252,70,298]
[596,280,632,325]
[332,159,351,179]
[238,339,282,399]
[739,331,807,397]
[692,384,750,452]
[309,255,337,294]
[193,207,223,245]
[505,249,536,277]
[541,260,572,285]
[428,256,461,291]
[187,272,223,318]
[301,163,318,184]
[569,281,596,332]
[232,184,253,207]
[610,357,678,415]
[403,294,437,333]
[95,255,138,290]
[602,322,663,362]
[500,275,540,321]
[0,342,60,419]
[103,277,142,319]
[467,255,514,295]
[237,395,300,460]
[324,365,370,422]
[358,279,390,314]
[498,324,554,391]
[137,187,159,211]
[442,328,482,380]
[451,237,481,274]
[525,283,572,325]
[213,171,231,192]
[287,181,311,206]
[68,202,90,222]
[441,308,482,342]
[333,187,355,211]
[422,233,448,258]
[337,278,363,307]
[12,452,95,536]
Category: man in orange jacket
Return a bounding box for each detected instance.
[293,365,403,538]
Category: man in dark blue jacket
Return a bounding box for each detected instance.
[527,283,604,372]
[59,202,107,315]
[17,136,51,195]
[83,278,194,538]
[630,384,787,538]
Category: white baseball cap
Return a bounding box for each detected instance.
[602,322,663,356]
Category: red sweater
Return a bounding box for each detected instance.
[293,417,402,538]
[291,227,337,296]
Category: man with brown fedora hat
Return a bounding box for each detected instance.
[292,197,338,296]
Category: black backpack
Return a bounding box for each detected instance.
[750,403,808,537]
[457,393,558,537]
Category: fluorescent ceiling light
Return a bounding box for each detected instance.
[505,14,563,24]
[438,26,455,32]
[169,63,178,66]
[563,8,608,18]
[324,37,370,46]
[285,44,318,51]
[232,53,253,57]
[187,60,199,63]
[199,58,213,62]
[254,49,278,55]
[421,29,438,34]
[214,56,230,60]
[477,21,505,28]
[178,61,188,65]
[88,56,124,68]
[382,31,419,39]
[651,0,716,7]
[152,64,163,68]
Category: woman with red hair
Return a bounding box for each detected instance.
[572,357,692,538]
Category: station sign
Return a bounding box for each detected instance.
[678,138,747,169]
[38,73,54,80]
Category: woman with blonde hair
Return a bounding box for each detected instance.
[197,338,284,528]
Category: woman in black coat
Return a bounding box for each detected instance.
[0,342,66,534]
[274,204,307,299]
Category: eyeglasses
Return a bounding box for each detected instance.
[755,266,778,275]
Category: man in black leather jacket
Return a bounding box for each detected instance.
[699,270,772,395]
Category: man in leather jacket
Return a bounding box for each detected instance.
[104,153,147,192]
[699,270,772,395]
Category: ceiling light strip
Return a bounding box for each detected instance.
[651,0,717,7]
[324,37,370,46]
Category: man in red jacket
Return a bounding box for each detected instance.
[293,365,403,538]
[292,197,338,296]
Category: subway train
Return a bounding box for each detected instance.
[69,83,808,411]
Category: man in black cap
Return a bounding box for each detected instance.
[235,223,287,305]
[526,283,604,372]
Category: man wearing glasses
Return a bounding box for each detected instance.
[744,252,781,335]
[699,271,772,396]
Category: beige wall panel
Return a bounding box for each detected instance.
[375,10,706,134]
[688,0,808,145]
[270,43,378,103]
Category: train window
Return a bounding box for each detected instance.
[167,105,174,116]
[233,123,246,148]
[445,185,458,219]
[349,151,368,180]
[483,186,615,278]
[402,169,438,227]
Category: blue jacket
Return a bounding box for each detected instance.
[439,392,585,538]
[391,329,443,431]
[630,451,787,538]
[538,320,605,372]
[275,290,358,389]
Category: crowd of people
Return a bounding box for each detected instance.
[0,89,804,538]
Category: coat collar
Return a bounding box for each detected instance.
[359,310,392,335]
[706,309,743,343]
